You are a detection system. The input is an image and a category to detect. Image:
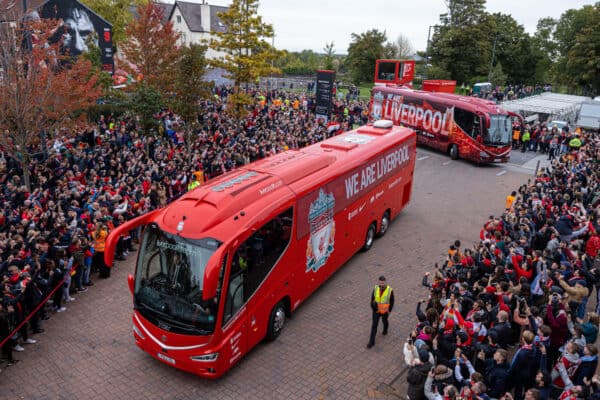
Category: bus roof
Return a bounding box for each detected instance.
[372,86,507,115]
[157,123,415,241]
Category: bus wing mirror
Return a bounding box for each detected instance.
[103,209,160,268]
[127,274,135,295]
[507,111,524,125]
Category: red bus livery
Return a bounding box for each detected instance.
[105,120,416,378]
[370,86,521,163]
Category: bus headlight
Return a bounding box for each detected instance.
[479,151,490,158]
[190,353,219,362]
[133,324,145,339]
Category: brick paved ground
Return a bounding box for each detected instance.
[1,148,539,400]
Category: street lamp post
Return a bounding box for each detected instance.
[488,33,500,82]
[424,25,439,80]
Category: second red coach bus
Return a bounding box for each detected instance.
[104,120,416,378]
[370,85,521,163]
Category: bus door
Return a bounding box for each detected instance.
[225,208,294,350]
[221,247,248,368]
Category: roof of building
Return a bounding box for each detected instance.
[174,1,203,32]
[210,5,227,33]
[154,2,174,24]
[169,1,227,33]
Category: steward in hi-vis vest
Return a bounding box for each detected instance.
[367,276,395,349]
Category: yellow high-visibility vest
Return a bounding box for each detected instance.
[374,285,392,314]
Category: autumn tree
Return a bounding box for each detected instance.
[209,0,280,118]
[120,2,181,95]
[0,8,101,190]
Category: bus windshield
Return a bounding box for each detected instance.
[484,114,512,146]
[134,224,221,335]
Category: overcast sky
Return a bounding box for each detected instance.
[203,0,595,54]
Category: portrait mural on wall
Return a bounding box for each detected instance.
[40,0,113,73]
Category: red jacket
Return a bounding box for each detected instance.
[514,262,533,282]
[586,234,600,257]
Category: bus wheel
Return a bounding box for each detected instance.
[449,144,459,160]
[362,223,376,252]
[377,211,390,238]
[266,301,286,341]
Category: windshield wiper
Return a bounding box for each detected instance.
[136,298,212,335]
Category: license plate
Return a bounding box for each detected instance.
[495,158,502,162]
[157,352,175,364]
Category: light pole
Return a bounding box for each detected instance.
[488,33,500,82]
[424,25,439,80]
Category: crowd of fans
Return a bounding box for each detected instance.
[0,88,368,368]
[2,81,599,399]
[404,131,600,399]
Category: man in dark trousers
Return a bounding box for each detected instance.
[367,276,395,349]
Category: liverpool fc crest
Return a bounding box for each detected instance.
[306,189,335,273]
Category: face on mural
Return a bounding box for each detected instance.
[62,7,95,55]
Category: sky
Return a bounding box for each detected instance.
[199,0,596,54]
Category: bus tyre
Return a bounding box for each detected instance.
[377,212,390,238]
[266,301,286,341]
[362,223,376,252]
[449,144,459,160]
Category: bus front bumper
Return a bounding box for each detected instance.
[132,315,224,379]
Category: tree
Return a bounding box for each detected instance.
[429,0,490,83]
[531,17,557,84]
[0,10,101,190]
[391,34,414,59]
[345,29,388,84]
[128,83,164,134]
[209,0,280,118]
[552,3,600,94]
[486,13,538,84]
[79,0,144,45]
[120,2,181,95]
[565,10,600,96]
[488,62,507,88]
[323,42,335,70]
[171,44,212,158]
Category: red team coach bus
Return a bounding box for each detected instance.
[104,120,416,378]
[370,85,521,163]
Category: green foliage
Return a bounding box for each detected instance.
[128,83,164,134]
[87,102,128,123]
[552,3,600,95]
[323,42,335,70]
[345,29,388,84]
[82,34,114,95]
[430,0,490,84]
[171,44,212,127]
[488,62,507,87]
[79,0,144,44]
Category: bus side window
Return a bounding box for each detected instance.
[222,207,294,326]
[454,108,477,138]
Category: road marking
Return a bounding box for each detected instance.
[417,156,429,161]
[442,161,451,165]
[496,170,507,176]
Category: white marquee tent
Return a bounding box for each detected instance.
[501,92,590,124]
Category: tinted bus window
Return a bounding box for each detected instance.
[223,208,293,325]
